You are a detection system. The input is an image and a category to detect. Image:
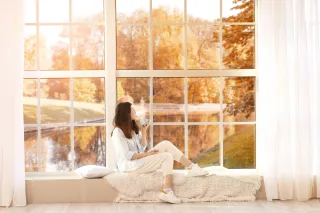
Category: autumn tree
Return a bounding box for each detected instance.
[222,0,255,119]
[153,24,184,69]
[117,25,149,69]
[117,78,149,103]
[223,77,255,121]
[24,34,37,70]
[187,24,219,69]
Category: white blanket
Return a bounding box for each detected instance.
[104,168,261,203]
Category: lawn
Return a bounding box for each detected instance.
[194,125,255,169]
[23,99,104,124]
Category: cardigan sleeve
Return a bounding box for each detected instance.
[136,131,147,153]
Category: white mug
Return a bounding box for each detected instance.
[140,118,149,126]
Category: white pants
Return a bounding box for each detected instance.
[128,140,184,176]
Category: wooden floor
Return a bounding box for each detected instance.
[1,200,320,213]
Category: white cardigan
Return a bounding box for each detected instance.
[111,127,147,172]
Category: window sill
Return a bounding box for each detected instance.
[25,166,259,180]
[25,172,82,180]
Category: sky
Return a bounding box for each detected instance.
[25,0,241,24]
[24,0,244,60]
[116,0,240,22]
[25,0,103,23]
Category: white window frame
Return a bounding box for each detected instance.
[110,0,257,171]
[25,0,258,176]
[24,0,108,175]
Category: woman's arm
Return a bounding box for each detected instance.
[131,150,159,160]
[131,152,147,160]
[136,131,147,153]
[138,120,150,148]
[140,130,148,147]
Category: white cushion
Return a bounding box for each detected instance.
[76,165,115,179]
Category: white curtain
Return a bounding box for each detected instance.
[0,0,26,207]
[258,0,320,201]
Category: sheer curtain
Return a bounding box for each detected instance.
[0,0,26,207]
[257,0,320,201]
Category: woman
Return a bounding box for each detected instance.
[111,102,208,204]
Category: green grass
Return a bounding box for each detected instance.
[24,105,37,124]
[223,125,255,169]
[24,104,104,124]
[192,146,220,168]
[194,125,255,169]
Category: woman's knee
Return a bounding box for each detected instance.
[159,140,174,148]
[162,140,172,145]
[154,140,172,151]
[159,152,173,160]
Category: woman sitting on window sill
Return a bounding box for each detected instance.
[111,102,208,204]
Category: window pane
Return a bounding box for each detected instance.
[24,26,37,70]
[74,126,106,168]
[74,78,105,123]
[188,78,220,122]
[39,26,70,70]
[72,0,104,23]
[25,0,36,23]
[223,125,255,169]
[154,125,184,169]
[24,79,37,124]
[222,0,254,22]
[72,25,105,70]
[187,0,220,24]
[117,25,149,70]
[187,25,220,69]
[222,25,255,69]
[39,0,69,23]
[41,127,72,172]
[152,0,184,23]
[223,77,255,122]
[153,78,184,122]
[188,125,220,167]
[117,78,150,119]
[40,79,70,124]
[25,127,38,172]
[116,0,149,23]
[153,25,184,70]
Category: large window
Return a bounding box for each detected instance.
[24,0,106,172]
[24,0,256,172]
[116,0,256,169]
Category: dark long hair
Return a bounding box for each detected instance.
[112,102,139,139]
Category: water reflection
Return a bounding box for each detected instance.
[41,127,71,172]
[24,126,106,172]
[74,126,106,169]
[24,127,38,172]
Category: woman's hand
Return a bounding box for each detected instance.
[147,149,159,156]
[141,120,150,134]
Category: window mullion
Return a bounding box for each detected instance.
[219,0,224,168]
[149,0,154,148]
[106,0,117,169]
[36,0,42,172]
